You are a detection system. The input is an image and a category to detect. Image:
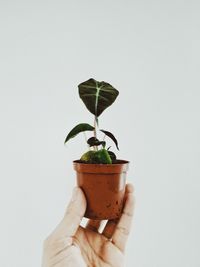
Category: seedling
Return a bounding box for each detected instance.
[64,78,119,164]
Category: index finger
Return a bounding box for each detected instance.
[50,187,87,240]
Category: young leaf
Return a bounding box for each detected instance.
[92,148,112,164]
[87,137,106,147]
[108,151,117,163]
[78,78,119,121]
[100,129,119,150]
[87,137,100,146]
[64,123,94,144]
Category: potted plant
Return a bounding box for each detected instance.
[64,78,129,220]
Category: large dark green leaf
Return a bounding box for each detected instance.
[100,129,119,150]
[78,78,119,119]
[64,123,94,144]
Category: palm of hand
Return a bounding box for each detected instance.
[74,224,124,267]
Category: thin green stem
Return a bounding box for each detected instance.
[94,117,98,151]
[94,118,96,138]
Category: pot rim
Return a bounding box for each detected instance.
[73,159,129,165]
[73,159,129,174]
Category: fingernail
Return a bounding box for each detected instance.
[71,187,79,202]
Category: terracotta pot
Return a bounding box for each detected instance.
[73,160,129,220]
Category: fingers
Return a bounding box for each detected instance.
[101,240,125,267]
[50,187,87,240]
[111,183,135,252]
[86,220,102,233]
[125,183,134,194]
[102,183,134,240]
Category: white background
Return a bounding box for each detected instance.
[0,1,200,266]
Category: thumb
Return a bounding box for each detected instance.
[51,187,87,239]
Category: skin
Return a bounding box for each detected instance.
[42,184,135,267]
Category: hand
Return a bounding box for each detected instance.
[42,184,135,267]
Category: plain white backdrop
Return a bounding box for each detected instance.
[0,0,200,266]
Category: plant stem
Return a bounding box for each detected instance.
[94,117,97,139]
[94,117,98,151]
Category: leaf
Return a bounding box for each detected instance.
[108,151,117,163]
[64,123,94,144]
[100,129,119,150]
[92,149,112,164]
[87,137,106,148]
[87,137,100,146]
[78,78,119,120]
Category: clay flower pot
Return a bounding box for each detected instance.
[73,160,129,220]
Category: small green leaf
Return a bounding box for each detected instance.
[87,137,100,146]
[108,151,117,163]
[100,129,119,150]
[78,78,119,120]
[87,137,106,148]
[93,149,112,164]
[64,123,94,144]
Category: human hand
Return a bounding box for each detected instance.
[42,184,135,267]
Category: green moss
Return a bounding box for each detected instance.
[80,148,112,164]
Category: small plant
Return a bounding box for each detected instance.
[64,78,120,164]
